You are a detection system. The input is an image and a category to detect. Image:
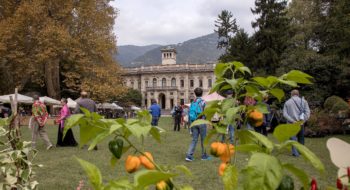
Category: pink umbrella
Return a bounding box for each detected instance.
[202,92,225,101]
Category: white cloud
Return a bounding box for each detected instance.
[111,0,256,46]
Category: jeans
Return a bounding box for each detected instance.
[254,123,268,136]
[151,116,159,126]
[174,116,181,131]
[221,125,234,144]
[291,125,304,156]
[186,124,207,159]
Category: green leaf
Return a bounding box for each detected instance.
[149,126,161,143]
[105,178,133,190]
[222,164,238,190]
[210,79,226,94]
[215,63,228,77]
[283,141,325,173]
[124,121,152,139]
[75,157,103,190]
[80,107,91,117]
[252,77,270,88]
[109,123,122,134]
[134,170,177,189]
[225,106,242,125]
[179,186,194,190]
[64,114,84,134]
[88,130,110,151]
[235,144,263,153]
[284,70,313,84]
[245,85,260,98]
[238,130,274,153]
[190,119,212,128]
[269,88,285,102]
[242,153,283,190]
[78,119,106,147]
[225,79,238,90]
[175,165,192,176]
[277,79,298,87]
[273,123,301,143]
[282,164,309,189]
[255,103,269,114]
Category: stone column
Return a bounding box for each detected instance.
[184,73,189,104]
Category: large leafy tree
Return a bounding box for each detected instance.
[251,0,290,75]
[0,0,125,101]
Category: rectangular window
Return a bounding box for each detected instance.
[190,80,194,87]
[180,93,184,96]
[170,92,173,95]
[199,79,203,87]
[145,81,148,87]
[180,99,184,105]
[180,80,184,88]
[208,79,212,88]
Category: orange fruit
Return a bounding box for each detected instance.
[139,152,155,170]
[248,109,264,127]
[156,181,167,190]
[210,142,220,157]
[219,144,235,163]
[125,155,141,173]
[216,143,227,156]
[218,162,227,176]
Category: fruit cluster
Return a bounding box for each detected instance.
[248,109,264,127]
[210,142,235,176]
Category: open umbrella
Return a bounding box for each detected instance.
[111,103,123,110]
[0,94,33,104]
[131,106,141,111]
[67,98,77,108]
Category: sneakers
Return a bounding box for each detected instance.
[185,157,194,162]
[46,145,53,150]
[201,156,212,161]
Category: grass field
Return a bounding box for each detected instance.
[19,117,350,190]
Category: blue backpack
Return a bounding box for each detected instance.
[189,98,204,123]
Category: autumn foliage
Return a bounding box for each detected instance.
[0,0,125,101]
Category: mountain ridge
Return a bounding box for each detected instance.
[115,33,223,67]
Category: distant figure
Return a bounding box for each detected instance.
[185,87,211,161]
[182,105,189,129]
[56,98,78,147]
[31,95,53,150]
[173,102,183,131]
[149,99,161,126]
[254,95,271,136]
[221,90,235,144]
[75,91,97,113]
[283,89,311,157]
[75,91,98,150]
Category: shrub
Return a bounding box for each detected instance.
[324,96,349,114]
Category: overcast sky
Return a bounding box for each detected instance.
[110,0,256,46]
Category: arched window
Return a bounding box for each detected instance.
[162,78,166,87]
[153,78,157,87]
[171,78,176,87]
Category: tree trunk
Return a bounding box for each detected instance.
[45,59,60,99]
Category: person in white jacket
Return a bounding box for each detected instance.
[283,89,311,157]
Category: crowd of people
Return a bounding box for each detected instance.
[148,87,311,161]
[26,86,310,161]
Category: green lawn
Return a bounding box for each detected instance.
[20,117,350,189]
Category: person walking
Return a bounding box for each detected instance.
[56,98,78,147]
[283,89,311,157]
[149,99,161,126]
[31,95,53,150]
[75,91,98,150]
[173,102,183,131]
[185,88,211,161]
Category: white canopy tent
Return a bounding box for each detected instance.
[131,106,141,111]
[39,96,61,105]
[111,103,123,110]
[67,98,77,108]
[0,94,33,104]
[97,103,123,110]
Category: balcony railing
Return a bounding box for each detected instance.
[146,86,178,90]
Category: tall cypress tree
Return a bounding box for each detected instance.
[251,0,290,74]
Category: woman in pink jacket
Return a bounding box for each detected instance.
[56,98,77,147]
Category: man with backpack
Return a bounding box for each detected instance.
[185,88,211,161]
[283,89,311,157]
[173,102,183,131]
